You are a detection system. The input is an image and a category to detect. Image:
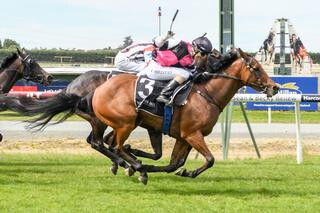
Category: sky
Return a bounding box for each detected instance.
[1,0,319,52]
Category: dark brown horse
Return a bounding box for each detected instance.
[0,48,53,141]
[2,70,164,175]
[91,48,279,184]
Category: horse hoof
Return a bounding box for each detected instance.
[110,164,118,175]
[125,167,135,177]
[138,175,148,185]
[123,144,131,151]
[175,168,187,177]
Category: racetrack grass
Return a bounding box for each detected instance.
[1,106,320,123]
[0,154,319,212]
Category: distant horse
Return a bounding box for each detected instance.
[0,48,53,141]
[91,48,280,184]
[263,32,275,64]
[292,46,309,72]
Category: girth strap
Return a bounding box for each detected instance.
[192,87,223,113]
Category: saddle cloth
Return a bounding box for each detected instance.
[134,75,192,116]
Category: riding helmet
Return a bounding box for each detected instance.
[192,36,213,54]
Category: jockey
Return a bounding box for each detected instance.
[114,43,155,72]
[141,32,213,104]
[114,32,213,105]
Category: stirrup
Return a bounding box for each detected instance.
[156,95,170,104]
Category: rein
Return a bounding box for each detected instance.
[193,54,269,111]
[203,71,263,89]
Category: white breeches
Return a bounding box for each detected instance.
[138,60,191,81]
[114,52,147,72]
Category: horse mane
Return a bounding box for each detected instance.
[207,51,239,73]
[193,51,239,84]
[0,53,19,71]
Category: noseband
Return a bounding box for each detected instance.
[241,57,269,93]
[21,55,34,81]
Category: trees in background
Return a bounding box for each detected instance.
[118,36,133,49]
[2,39,20,49]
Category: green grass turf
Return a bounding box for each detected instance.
[0,154,319,212]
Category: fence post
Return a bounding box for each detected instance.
[222,102,233,160]
[295,101,302,164]
[268,107,272,125]
[239,102,261,158]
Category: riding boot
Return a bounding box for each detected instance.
[156,79,180,105]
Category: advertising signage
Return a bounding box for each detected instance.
[10,79,70,93]
[246,76,318,111]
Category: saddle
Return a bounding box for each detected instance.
[134,75,193,116]
[107,69,138,79]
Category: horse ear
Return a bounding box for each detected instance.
[22,48,27,55]
[17,48,22,57]
[238,48,248,60]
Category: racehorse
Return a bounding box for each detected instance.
[3,52,210,175]
[0,48,53,141]
[263,32,275,64]
[1,70,147,174]
[292,46,309,72]
[91,48,280,184]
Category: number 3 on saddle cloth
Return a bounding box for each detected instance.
[134,75,193,135]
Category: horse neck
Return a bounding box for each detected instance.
[0,68,22,93]
[204,60,243,110]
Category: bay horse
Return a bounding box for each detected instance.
[0,48,53,141]
[3,52,210,175]
[91,48,279,184]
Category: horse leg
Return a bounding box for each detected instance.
[143,139,192,173]
[90,121,135,176]
[77,110,132,175]
[175,131,215,178]
[103,130,138,176]
[0,133,2,142]
[115,126,149,185]
[103,128,162,176]
[264,50,267,63]
[125,128,163,160]
[269,51,273,63]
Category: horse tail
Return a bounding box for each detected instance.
[4,91,82,131]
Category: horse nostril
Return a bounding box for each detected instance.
[47,75,53,82]
[272,85,280,95]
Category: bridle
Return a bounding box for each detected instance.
[202,55,269,93]
[21,55,36,81]
[193,53,270,112]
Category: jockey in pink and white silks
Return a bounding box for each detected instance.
[150,33,213,104]
[114,43,155,72]
[114,32,213,104]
